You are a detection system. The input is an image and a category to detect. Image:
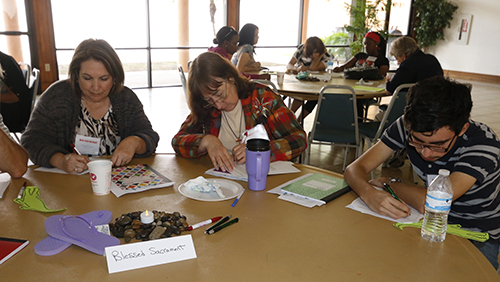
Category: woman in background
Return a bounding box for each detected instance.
[172,52,306,172]
[231,23,262,72]
[208,26,239,60]
[21,39,159,174]
[334,31,389,76]
[287,36,333,118]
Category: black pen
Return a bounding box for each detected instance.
[17,182,27,199]
[205,215,231,234]
[207,218,239,235]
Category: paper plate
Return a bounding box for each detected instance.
[178,178,244,202]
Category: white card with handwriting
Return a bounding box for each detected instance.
[105,234,197,273]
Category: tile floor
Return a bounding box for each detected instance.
[135,79,500,186]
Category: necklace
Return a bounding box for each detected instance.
[221,110,244,143]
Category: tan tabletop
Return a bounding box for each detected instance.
[0,154,498,281]
[270,72,390,101]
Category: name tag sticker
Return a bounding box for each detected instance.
[105,235,197,274]
[75,135,100,155]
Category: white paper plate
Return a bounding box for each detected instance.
[178,178,244,202]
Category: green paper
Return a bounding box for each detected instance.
[393,221,489,242]
[281,173,348,200]
[351,85,385,92]
[13,186,67,213]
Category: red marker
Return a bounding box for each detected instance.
[70,143,82,155]
[187,216,222,231]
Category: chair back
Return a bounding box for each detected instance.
[178,65,187,98]
[29,68,40,113]
[373,83,415,140]
[310,85,359,145]
[251,79,278,94]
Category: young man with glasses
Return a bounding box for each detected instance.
[344,76,500,271]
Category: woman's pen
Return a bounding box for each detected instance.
[207,218,239,235]
[70,143,82,155]
[231,190,245,207]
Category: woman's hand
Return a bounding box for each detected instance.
[111,136,146,166]
[50,152,90,174]
[232,143,246,164]
[200,135,235,172]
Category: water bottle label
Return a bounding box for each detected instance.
[425,193,452,212]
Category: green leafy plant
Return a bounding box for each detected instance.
[322,32,350,61]
[413,0,458,48]
[344,0,389,55]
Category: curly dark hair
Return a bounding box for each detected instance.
[403,76,472,135]
[187,52,252,129]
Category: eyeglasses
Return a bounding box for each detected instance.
[407,133,457,153]
[203,82,228,108]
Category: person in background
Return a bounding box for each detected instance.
[344,76,500,271]
[287,36,333,118]
[334,32,389,119]
[385,36,443,94]
[0,64,28,178]
[208,26,239,60]
[380,36,443,167]
[334,31,389,76]
[231,23,262,73]
[0,51,31,132]
[21,39,159,174]
[172,52,306,172]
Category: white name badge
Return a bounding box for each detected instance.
[75,135,100,155]
[105,235,197,274]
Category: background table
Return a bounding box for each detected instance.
[0,154,497,281]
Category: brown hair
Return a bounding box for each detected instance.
[68,39,125,96]
[304,36,327,58]
[188,52,251,125]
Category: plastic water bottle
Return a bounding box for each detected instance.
[421,169,453,242]
[327,57,334,73]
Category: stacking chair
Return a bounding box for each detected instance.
[9,68,40,142]
[304,85,361,170]
[358,83,414,178]
[178,65,188,99]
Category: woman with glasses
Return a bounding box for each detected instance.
[344,76,500,271]
[21,39,159,174]
[172,52,306,172]
[208,26,239,60]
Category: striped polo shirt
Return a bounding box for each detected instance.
[381,117,500,239]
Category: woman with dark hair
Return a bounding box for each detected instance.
[208,26,239,60]
[21,39,159,173]
[231,23,262,72]
[287,36,334,117]
[172,52,306,172]
[334,31,389,76]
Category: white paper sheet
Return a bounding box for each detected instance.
[205,161,300,182]
[346,197,424,223]
[0,172,11,198]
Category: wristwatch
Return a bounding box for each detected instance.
[389,177,402,184]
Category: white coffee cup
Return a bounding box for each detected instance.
[277,72,285,85]
[87,160,113,196]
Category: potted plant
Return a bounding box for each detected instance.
[413,0,458,49]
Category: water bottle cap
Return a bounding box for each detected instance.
[438,169,450,176]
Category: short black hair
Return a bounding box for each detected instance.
[404,76,472,135]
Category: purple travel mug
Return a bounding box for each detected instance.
[246,139,271,191]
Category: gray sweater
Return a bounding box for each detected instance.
[21,80,159,167]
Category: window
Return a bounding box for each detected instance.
[0,0,31,66]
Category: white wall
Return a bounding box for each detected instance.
[428,0,500,76]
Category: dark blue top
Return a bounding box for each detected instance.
[386,50,443,93]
